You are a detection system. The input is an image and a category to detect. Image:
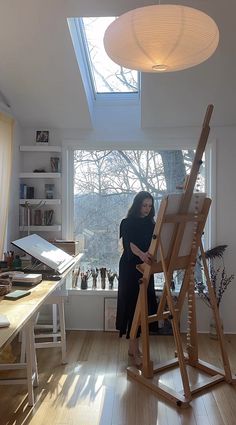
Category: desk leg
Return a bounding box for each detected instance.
[20,329,26,363]
[31,321,39,387]
[52,304,58,342]
[58,298,67,364]
[25,319,38,406]
[0,322,39,407]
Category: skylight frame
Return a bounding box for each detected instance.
[77,18,97,97]
[70,17,140,101]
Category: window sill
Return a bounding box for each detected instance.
[67,287,118,296]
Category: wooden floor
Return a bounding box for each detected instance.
[1,331,236,425]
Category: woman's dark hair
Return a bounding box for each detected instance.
[127,191,155,220]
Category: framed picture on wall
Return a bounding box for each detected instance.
[36,130,49,144]
[104,297,118,332]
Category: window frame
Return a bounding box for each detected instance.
[62,141,216,252]
[67,17,140,102]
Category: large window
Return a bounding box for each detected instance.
[73,150,205,289]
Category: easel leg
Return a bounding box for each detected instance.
[139,280,153,378]
[200,242,232,382]
[159,240,191,400]
[187,277,198,365]
[166,293,192,401]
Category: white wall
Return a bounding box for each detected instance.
[212,127,236,333]
[14,124,236,333]
[7,121,22,246]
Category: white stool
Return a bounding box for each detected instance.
[21,290,67,364]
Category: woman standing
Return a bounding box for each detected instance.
[116,191,158,363]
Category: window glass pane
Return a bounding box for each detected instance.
[81,18,139,94]
[73,150,205,290]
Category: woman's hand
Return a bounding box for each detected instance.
[139,251,152,265]
[130,243,152,265]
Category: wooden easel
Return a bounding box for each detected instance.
[127,105,233,407]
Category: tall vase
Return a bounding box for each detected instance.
[209,309,224,340]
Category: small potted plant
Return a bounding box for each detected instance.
[195,245,234,338]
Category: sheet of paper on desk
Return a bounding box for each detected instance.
[0,314,10,328]
[12,273,42,285]
[12,234,75,274]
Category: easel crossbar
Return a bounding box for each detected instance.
[164,213,205,223]
[127,367,190,408]
[180,374,224,396]
[127,365,225,407]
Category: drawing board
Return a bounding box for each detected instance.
[12,234,75,274]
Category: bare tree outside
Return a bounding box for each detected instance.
[81,17,138,93]
[73,150,205,288]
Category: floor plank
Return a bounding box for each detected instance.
[1,331,236,425]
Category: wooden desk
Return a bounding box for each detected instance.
[0,255,81,405]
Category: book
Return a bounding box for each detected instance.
[20,183,27,199]
[45,184,55,199]
[19,206,32,226]
[12,273,42,286]
[44,209,54,225]
[34,209,42,225]
[4,290,31,300]
[50,157,61,172]
[26,186,34,199]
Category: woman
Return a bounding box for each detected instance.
[116,191,158,362]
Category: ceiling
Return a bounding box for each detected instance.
[0,0,235,130]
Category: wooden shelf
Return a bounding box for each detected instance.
[19,225,62,232]
[19,172,61,178]
[20,145,61,152]
[19,199,61,205]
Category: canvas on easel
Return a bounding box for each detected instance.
[127,105,233,408]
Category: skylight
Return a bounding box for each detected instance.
[68,17,139,98]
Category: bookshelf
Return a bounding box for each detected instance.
[19,145,62,235]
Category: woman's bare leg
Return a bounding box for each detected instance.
[128,339,142,366]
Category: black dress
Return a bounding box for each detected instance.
[116,215,158,338]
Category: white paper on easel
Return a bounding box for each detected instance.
[156,192,206,263]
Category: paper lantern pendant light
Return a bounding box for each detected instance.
[103,5,219,72]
